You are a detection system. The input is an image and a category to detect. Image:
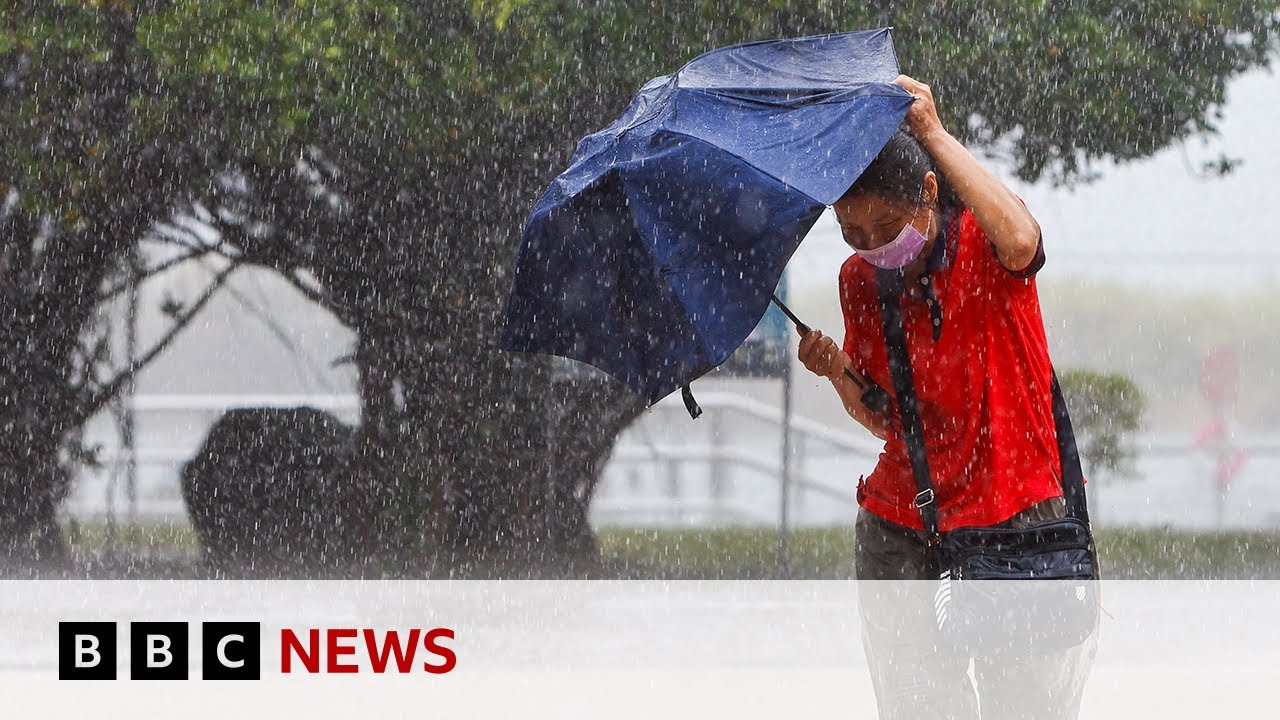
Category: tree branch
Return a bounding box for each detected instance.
[74,259,240,426]
[147,218,243,261]
[96,246,209,302]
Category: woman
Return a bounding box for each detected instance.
[797,75,1095,719]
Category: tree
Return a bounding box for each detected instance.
[1060,369,1147,523]
[485,1,1280,187]
[128,1,637,570]
[0,2,234,570]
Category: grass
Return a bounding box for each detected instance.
[595,526,858,579]
[1092,527,1280,579]
[65,518,201,552]
[595,526,1280,580]
[56,521,1280,579]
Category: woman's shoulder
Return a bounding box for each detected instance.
[947,203,1002,264]
[837,254,883,335]
[838,252,876,298]
[838,250,874,282]
[951,202,1046,281]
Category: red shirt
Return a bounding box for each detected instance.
[839,206,1069,531]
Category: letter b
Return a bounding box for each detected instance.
[77,635,101,668]
[130,622,188,680]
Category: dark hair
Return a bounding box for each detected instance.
[841,126,961,210]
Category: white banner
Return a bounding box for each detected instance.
[2,580,1276,718]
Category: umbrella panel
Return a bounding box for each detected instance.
[503,129,827,403]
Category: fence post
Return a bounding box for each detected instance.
[778,352,794,573]
[794,435,805,526]
[710,408,725,521]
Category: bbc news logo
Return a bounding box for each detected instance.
[58,622,258,681]
[58,622,456,680]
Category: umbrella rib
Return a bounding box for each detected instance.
[613,181,720,374]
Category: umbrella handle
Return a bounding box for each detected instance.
[769,294,894,416]
[770,293,813,336]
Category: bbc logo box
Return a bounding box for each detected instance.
[201,622,261,680]
[58,621,261,680]
[58,622,118,681]
[131,621,189,680]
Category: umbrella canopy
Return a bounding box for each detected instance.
[500,27,914,408]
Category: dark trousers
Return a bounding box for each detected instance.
[854,497,1098,719]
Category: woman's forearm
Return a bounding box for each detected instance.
[830,372,889,441]
[798,328,889,440]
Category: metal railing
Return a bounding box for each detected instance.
[67,392,1280,531]
[596,391,882,528]
[66,394,362,523]
[72,391,876,528]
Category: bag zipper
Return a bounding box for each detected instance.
[951,540,1092,561]
[958,565,1095,580]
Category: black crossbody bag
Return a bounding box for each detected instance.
[875,267,1100,656]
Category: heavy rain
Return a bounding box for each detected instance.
[3,4,1280,717]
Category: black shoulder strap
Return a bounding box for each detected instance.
[874,268,1091,539]
[875,269,942,546]
[1049,371,1090,525]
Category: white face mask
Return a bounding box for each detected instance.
[857,208,932,270]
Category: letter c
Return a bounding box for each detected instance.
[217,634,245,668]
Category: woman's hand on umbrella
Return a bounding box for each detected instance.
[894,74,945,144]
[798,329,851,380]
[800,330,891,440]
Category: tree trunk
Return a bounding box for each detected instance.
[0,336,75,572]
[0,439,71,573]
[0,198,146,572]
[543,373,647,561]
[404,345,551,572]
[402,342,645,576]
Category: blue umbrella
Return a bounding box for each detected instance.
[500,27,913,417]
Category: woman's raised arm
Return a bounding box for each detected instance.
[893,74,1042,272]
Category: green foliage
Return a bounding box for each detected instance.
[4,0,1277,221]
[1091,526,1280,580]
[596,526,1280,580]
[0,3,133,220]
[894,0,1280,184]
[1061,368,1147,480]
[0,2,508,222]
[135,0,437,160]
[494,0,1280,185]
[598,526,859,579]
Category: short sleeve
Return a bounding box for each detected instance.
[962,196,1044,280]
[992,234,1045,279]
[976,194,1046,280]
